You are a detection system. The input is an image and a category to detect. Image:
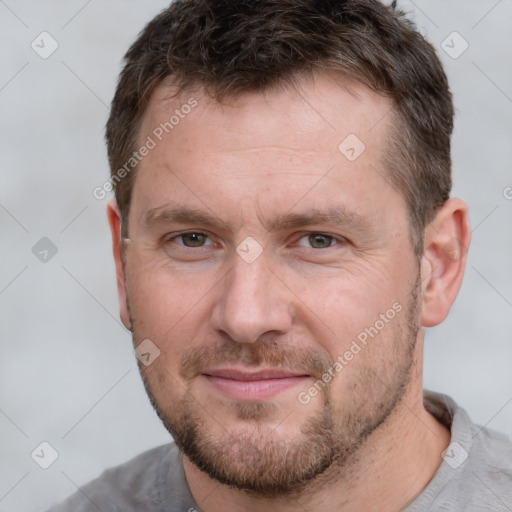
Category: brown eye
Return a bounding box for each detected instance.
[178,232,209,247]
[306,233,335,249]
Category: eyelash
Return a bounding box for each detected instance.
[162,231,347,250]
[166,232,214,247]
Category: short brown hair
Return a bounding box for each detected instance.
[106,0,453,255]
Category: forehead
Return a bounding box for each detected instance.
[140,73,392,151]
[129,73,405,234]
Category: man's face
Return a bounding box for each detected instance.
[120,75,421,495]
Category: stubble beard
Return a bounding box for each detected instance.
[130,278,421,498]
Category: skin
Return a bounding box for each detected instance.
[108,73,470,511]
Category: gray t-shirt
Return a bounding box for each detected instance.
[46,391,512,511]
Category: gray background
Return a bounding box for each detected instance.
[1,1,511,510]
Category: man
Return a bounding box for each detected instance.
[47,0,512,510]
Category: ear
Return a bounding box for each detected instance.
[107,199,132,330]
[420,198,471,327]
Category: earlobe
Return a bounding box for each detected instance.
[419,198,471,328]
[107,200,132,331]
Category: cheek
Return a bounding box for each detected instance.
[317,302,411,403]
[294,264,401,345]
[126,263,214,341]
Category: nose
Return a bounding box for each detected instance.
[210,251,293,344]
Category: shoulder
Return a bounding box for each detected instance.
[45,443,178,512]
[420,392,512,511]
[437,425,512,511]
[463,422,512,501]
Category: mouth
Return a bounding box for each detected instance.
[202,368,310,401]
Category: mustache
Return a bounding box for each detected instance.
[180,339,332,380]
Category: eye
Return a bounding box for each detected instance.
[158,231,220,263]
[168,232,213,248]
[296,233,342,249]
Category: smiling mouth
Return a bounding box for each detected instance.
[202,368,310,400]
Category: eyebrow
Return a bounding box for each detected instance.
[143,206,233,231]
[267,208,374,235]
[142,205,374,235]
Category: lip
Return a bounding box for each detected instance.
[202,368,309,401]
